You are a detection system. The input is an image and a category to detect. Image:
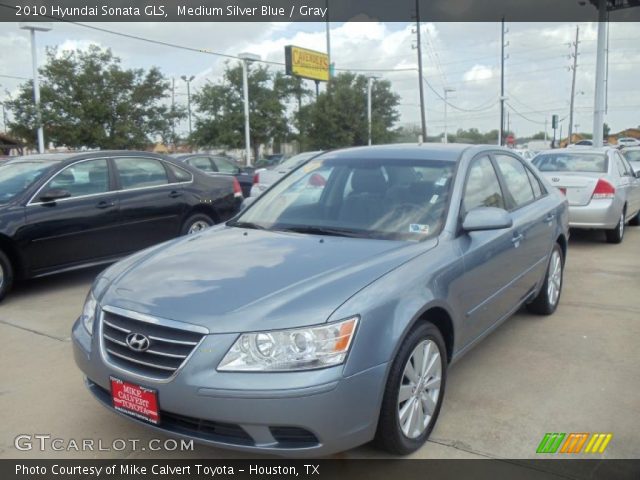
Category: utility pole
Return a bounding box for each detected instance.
[20,22,52,153]
[568,25,580,145]
[171,77,176,149]
[592,0,607,147]
[239,52,260,167]
[181,75,195,138]
[443,87,455,144]
[325,0,331,84]
[415,0,427,141]
[499,17,506,146]
[367,76,379,146]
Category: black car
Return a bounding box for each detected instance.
[174,154,253,198]
[0,151,242,300]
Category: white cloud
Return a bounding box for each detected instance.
[463,64,494,82]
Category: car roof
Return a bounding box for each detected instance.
[319,143,500,162]
[537,147,611,155]
[10,150,175,166]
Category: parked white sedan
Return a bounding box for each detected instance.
[250,151,322,197]
[532,148,640,243]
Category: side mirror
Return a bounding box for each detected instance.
[240,196,257,210]
[462,207,513,232]
[40,188,71,203]
[634,169,640,179]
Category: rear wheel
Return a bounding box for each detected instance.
[181,213,214,235]
[375,322,447,455]
[605,211,625,244]
[0,249,14,302]
[527,243,563,315]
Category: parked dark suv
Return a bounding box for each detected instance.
[0,151,242,300]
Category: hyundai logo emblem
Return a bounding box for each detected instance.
[125,332,150,352]
[552,177,560,182]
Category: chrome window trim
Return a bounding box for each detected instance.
[99,305,208,384]
[27,156,194,207]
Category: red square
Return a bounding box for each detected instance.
[110,377,160,425]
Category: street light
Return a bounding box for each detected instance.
[20,22,51,153]
[238,52,260,167]
[180,75,195,138]
[443,87,455,144]
[367,76,379,146]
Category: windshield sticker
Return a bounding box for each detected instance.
[429,194,439,204]
[409,224,430,234]
[435,177,448,187]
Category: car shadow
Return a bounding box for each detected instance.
[8,266,106,301]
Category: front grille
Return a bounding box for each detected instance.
[101,308,205,379]
[269,426,319,447]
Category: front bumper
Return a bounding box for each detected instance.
[72,318,386,457]
[568,199,620,229]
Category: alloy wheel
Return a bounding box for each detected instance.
[547,249,562,307]
[187,220,210,234]
[619,213,625,239]
[397,339,442,439]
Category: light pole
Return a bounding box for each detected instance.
[20,22,51,153]
[181,75,195,138]
[592,0,607,147]
[239,52,260,167]
[367,76,378,146]
[443,87,455,144]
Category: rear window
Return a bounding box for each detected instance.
[533,153,607,173]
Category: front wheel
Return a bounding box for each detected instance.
[181,213,214,235]
[527,243,564,315]
[0,249,14,302]
[375,322,447,455]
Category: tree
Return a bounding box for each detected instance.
[297,73,400,150]
[191,63,291,159]
[7,45,182,149]
[603,122,611,138]
[531,131,546,140]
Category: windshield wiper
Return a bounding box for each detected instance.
[227,220,268,230]
[275,225,370,238]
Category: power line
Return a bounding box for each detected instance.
[422,77,497,112]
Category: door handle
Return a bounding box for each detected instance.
[511,233,524,246]
[169,190,183,198]
[96,200,116,209]
[544,213,555,223]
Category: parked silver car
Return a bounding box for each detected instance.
[72,144,569,456]
[533,148,640,243]
[250,151,322,197]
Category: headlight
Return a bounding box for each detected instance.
[80,291,98,335]
[218,317,358,372]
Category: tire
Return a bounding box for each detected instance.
[605,210,625,244]
[629,210,640,227]
[375,322,447,455]
[181,213,214,235]
[527,243,564,315]
[0,249,14,302]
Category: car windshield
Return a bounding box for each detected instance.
[623,150,640,162]
[533,153,608,173]
[0,162,53,204]
[232,156,455,241]
[277,152,320,170]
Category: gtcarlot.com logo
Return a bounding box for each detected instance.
[537,432,612,454]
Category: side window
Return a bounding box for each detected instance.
[46,159,109,198]
[525,167,543,198]
[114,158,169,190]
[462,156,505,213]
[212,157,238,174]
[167,164,193,183]
[187,157,215,173]
[615,153,632,177]
[494,155,536,208]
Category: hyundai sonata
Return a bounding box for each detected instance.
[72,144,569,456]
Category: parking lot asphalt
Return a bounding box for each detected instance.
[1,228,638,460]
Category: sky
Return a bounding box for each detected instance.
[1,21,639,140]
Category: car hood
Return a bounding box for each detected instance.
[100,226,435,333]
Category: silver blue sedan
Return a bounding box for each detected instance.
[533,148,640,243]
[72,144,568,456]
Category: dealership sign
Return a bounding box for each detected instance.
[285,45,329,82]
